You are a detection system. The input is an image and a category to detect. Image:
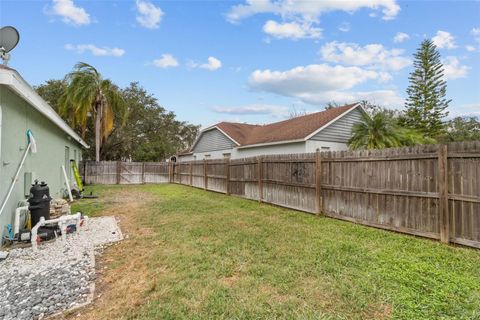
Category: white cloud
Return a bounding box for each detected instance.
[393,32,409,43]
[136,0,163,29]
[319,41,411,71]
[450,104,480,118]
[466,45,476,52]
[432,30,457,49]
[443,56,469,80]
[263,20,321,39]
[338,22,350,32]
[466,29,480,53]
[193,56,222,71]
[472,28,480,42]
[248,64,404,107]
[50,0,90,25]
[470,28,480,51]
[211,104,289,117]
[249,64,381,93]
[64,44,125,57]
[300,90,405,107]
[227,0,400,22]
[227,1,398,42]
[153,54,179,68]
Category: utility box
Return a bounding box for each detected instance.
[24,172,35,197]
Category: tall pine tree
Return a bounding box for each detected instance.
[404,39,450,139]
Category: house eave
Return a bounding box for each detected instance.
[236,138,305,149]
[0,68,89,149]
[214,126,240,146]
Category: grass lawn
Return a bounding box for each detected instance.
[68,184,480,320]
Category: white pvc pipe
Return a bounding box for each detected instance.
[13,205,29,236]
[0,143,31,218]
[31,212,82,251]
[61,165,74,202]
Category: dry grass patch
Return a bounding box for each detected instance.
[62,187,163,320]
[60,184,480,320]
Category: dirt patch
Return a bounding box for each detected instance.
[58,189,157,320]
[199,236,210,242]
[221,274,240,287]
[367,303,393,320]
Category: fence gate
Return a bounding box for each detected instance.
[119,162,143,184]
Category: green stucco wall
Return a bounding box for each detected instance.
[0,85,83,242]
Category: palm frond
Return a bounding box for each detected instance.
[349,112,427,150]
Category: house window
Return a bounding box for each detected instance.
[193,155,197,160]
[321,147,330,151]
[223,153,231,159]
[204,154,211,159]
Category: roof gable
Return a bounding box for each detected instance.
[308,106,364,143]
[191,127,237,153]
[0,65,88,148]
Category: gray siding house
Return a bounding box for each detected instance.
[192,128,237,153]
[0,65,87,242]
[179,103,365,161]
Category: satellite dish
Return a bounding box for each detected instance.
[0,26,20,65]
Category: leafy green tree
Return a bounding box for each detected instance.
[59,62,127,161]
[101,82,200,161]
[35,72,200,161]
[34,80,67,112]
[443,117,480,142]
[404,39,451,139]
[349,112,431,150]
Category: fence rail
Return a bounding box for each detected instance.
[82,141,480,249]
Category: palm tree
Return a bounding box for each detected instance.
[59,62,127,161]
[348,112,431,150]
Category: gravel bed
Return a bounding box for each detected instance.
[0,216,122,320]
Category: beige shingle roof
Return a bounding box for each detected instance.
[215,103,358,147]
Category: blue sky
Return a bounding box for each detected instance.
[1,0,479,127]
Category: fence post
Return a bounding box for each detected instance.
[225,158,230,195]
[189,161,193,186]
[141,163,145,184]
[204,159,208,190]
[258,156,263,202]
[168,161,172,183]
[438,144,450,243]
[84,161,88,185]
[116,161,121,185]
[315,151,322,215]
[173,162,176,183]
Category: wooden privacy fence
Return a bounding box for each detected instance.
[83,161,170,184]
[83,141,480,249]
